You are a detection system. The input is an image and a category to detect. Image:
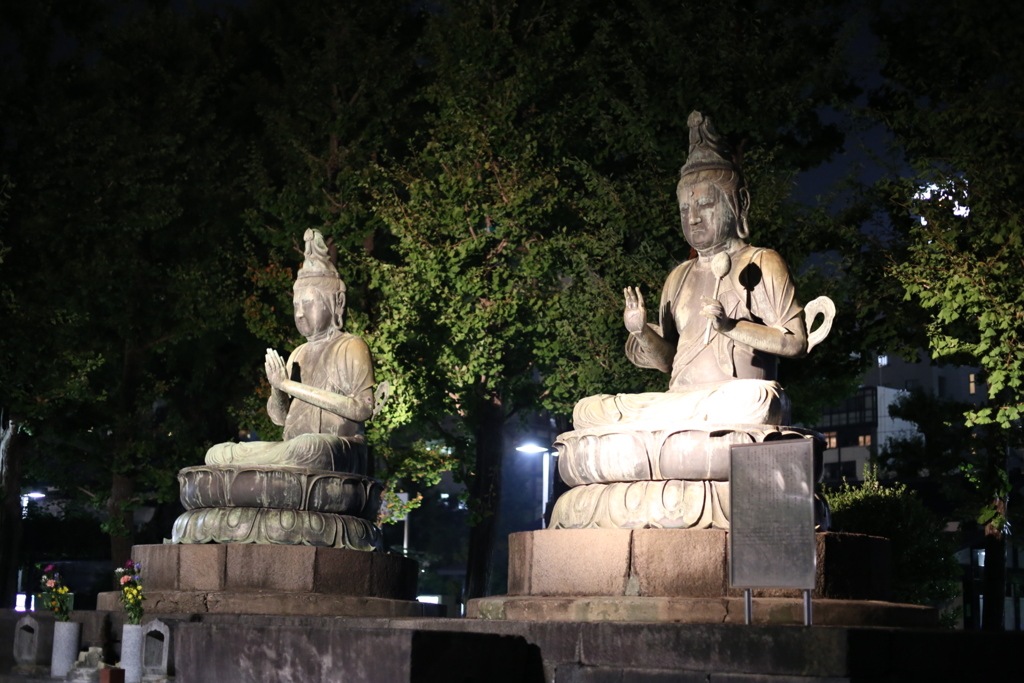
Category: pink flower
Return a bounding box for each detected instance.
[46,580,55,588]
[43,565,55,573]
[120,575,131,585]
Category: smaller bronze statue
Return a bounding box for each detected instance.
[172,229,386,550]
[205,229,375,474]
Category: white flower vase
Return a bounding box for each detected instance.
[122,623,144,683]
[50,620,81,678]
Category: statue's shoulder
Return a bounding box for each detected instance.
[329,331,368,349]
[741,245,791,275]
[326,332,372,363]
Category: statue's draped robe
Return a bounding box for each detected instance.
[205,332,374,473]
[574,244,803,429]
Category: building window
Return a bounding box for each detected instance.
[823,431,837,449]
[877,354,888,367]
[857,434,872,447]
[969,373,976,395]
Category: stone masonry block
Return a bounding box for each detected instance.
[368,552,419,600]
[178,543,227,592]
[225,544,316,592]
[132,544,180,591]
[312,547,373,595]
[631,529,729,598]
[509,529,632,596]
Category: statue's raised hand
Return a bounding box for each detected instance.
[265,348,289,391]
[623,286,647,336]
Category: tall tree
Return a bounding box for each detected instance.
[870,0,1024,629]
[1,3,256,574]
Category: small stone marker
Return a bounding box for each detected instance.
[12,613,53,668]
[729,439,816,624]
[142,619,175,678]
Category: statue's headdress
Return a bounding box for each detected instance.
[680,111,737,179]
[296,228,345,294]
[678,111,750,238]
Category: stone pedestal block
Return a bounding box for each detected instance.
[507,529,891,600]
[131,543,417,598]
[96,544,431,619]
[508,529,632,596]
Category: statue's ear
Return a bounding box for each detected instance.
[737,187,751,239]
[333,291,346,329]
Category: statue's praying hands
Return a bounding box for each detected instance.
[265,348,289,391]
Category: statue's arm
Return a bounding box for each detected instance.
[274,379,374,422]
[701,250,807,358]
[623,283,676,372]
[710,315,807,357]
[265,341,375,422]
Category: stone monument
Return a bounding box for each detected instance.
[469,113,926,626]
[99,229,432,617]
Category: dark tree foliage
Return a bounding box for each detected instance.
[869,0,1024,629]
[825,467,961,612]
[0,2,258,586]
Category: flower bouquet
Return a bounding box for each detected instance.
[38,564,72,621]
[116,559,145,625]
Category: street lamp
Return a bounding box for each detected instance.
[516,443,553,528]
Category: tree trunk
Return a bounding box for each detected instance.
[463,397,504,601]
[0,421,24,608]
[981,521,1006,630]
[108,472,136,575]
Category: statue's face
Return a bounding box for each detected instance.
[293,285,336,340]
[678,181,736,252]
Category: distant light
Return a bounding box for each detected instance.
[439,493,450,500]
[26,492,45,499]
[515,443,548,454]
[417,595,441,604]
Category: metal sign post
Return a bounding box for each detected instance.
[729,439,816,626]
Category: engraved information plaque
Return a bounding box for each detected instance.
[729,440,816,589]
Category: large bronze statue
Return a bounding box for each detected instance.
[172,229,386,550]
[550,112,834,530]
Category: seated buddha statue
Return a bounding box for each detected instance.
[205,229,375,474]
[550,112,833,530]
[574,111,831,431]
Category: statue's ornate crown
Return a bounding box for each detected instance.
[297,229,345,292]
[679,111,739,180]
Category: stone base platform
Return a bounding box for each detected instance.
[466,595,937,627]
[97,590,439,618]
[6,610,1015,682]
[97,543,435,618]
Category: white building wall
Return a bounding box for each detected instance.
[875,386,918,453]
